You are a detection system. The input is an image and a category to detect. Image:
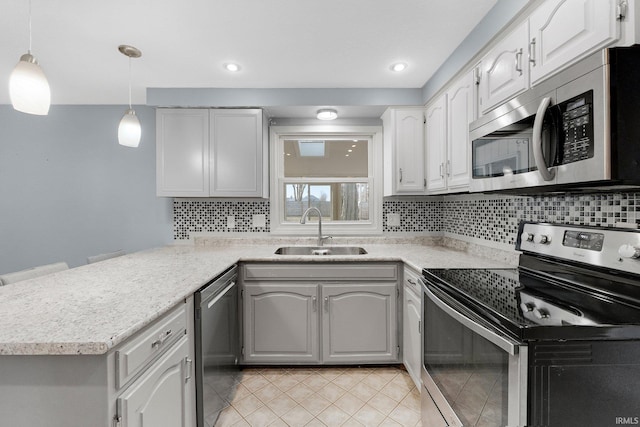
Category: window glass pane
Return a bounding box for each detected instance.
[284,139,368,178]
[284,183,370,222]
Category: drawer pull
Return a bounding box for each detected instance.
[407,278,417,285]
[151,329,173,349]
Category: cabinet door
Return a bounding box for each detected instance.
[210,109,266,197]
[529,0,618,85]
[243,284,319,363]
[118,336,190,427]
[156,109,210,197]
[322,284,398,363]
[425,94,447,193]
[403,286,421,389]
[446,71,474,191]
[394,109,427,193]
[479,21,529,114]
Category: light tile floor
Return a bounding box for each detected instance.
[215,366,421,427]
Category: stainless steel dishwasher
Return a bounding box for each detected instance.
[194,265,240,427]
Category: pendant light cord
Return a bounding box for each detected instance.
[128,56,132,109]
[28,0,32,53]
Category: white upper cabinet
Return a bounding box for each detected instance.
[382,108,427,195]
[156,109,210,197]
[478,21,530,115]
[529,0,620,85]
[425,95,447,193]
[209,109,268,197]
[425,70,474,194]
[156,108,268,198]
[446,71,475,191]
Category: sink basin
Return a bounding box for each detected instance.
[274,246,368,256]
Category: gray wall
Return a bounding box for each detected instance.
[0,105,173,273]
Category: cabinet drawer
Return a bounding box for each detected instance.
[115,303,187,389]
[243,263,398,281]
[404,267,421,297]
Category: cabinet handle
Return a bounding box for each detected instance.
[529,38,536,66]
[324,297,329,312]
[515,48,523,76]
[439,163,444,178]
[312,296,317,312]
[446,160,451,177]
[407,278,416,285]
[185,357,193,382]
[151,329,173,349]
[399,168,403,183]
[418,320,421,334]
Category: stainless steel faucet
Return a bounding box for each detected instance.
[300,207,332,246]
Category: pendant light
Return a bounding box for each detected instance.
[118,45,142,147]
[9,0,51,116]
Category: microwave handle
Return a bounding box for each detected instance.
[532,96,556,181]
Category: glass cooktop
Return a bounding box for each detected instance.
[423,261,640,341]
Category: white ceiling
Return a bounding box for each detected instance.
[0,0,497,108]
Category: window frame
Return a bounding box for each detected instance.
[270,125,383,236]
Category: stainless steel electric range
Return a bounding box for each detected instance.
[420,222,640,427]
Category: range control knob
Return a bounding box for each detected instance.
[520,302,535,313]
[533,234,551,244]
[521,232,534,242]
[533,308,550,320]
[618,244,640,259]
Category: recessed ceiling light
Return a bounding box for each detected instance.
[224,63,240,72]
[351,144,357,148]
[348,149,353,153]
[345,154,350,157]
[391,62,407,72]
[317,109,338,120]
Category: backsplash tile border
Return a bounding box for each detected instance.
[173,192,640,244]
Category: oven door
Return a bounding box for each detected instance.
[421,278,527,427]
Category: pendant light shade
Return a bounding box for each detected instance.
[117,45,142,148]
[10,53,51,115]
[10,0,51,116]
[118,109,141,147]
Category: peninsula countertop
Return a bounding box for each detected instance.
[0,238,518,356]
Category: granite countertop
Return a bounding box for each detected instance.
[0,238,518,356]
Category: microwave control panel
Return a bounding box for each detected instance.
[559,90,594,164]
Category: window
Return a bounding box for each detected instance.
[270,126,383,235]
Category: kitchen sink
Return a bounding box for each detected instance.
[274,246,368,256]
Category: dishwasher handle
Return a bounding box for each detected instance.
[207,281,236,309]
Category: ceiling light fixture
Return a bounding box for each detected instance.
[317,109,338,121]
[9,0,51,115]
[391,62,407,72]
[225,63,240,72]
[118,45,142,148]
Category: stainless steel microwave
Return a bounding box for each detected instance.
[469,45,640,193]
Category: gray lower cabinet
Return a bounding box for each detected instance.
[241,263,399,365]
[403,283,422,389]
[117,336,191,427]
[243,284,319,363]
[322,284,397,363]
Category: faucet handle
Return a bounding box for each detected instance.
[321,235,333,244]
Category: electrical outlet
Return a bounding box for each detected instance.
[252,214,266,228]
[226,216,235,228]
[387,213,401,227]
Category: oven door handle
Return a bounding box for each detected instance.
[532,96,556,182]
[424,284,520,355]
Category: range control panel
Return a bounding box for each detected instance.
[517,222,640,276]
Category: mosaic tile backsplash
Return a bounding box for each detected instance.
[173,192,640,243]
[442,192,640,247]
